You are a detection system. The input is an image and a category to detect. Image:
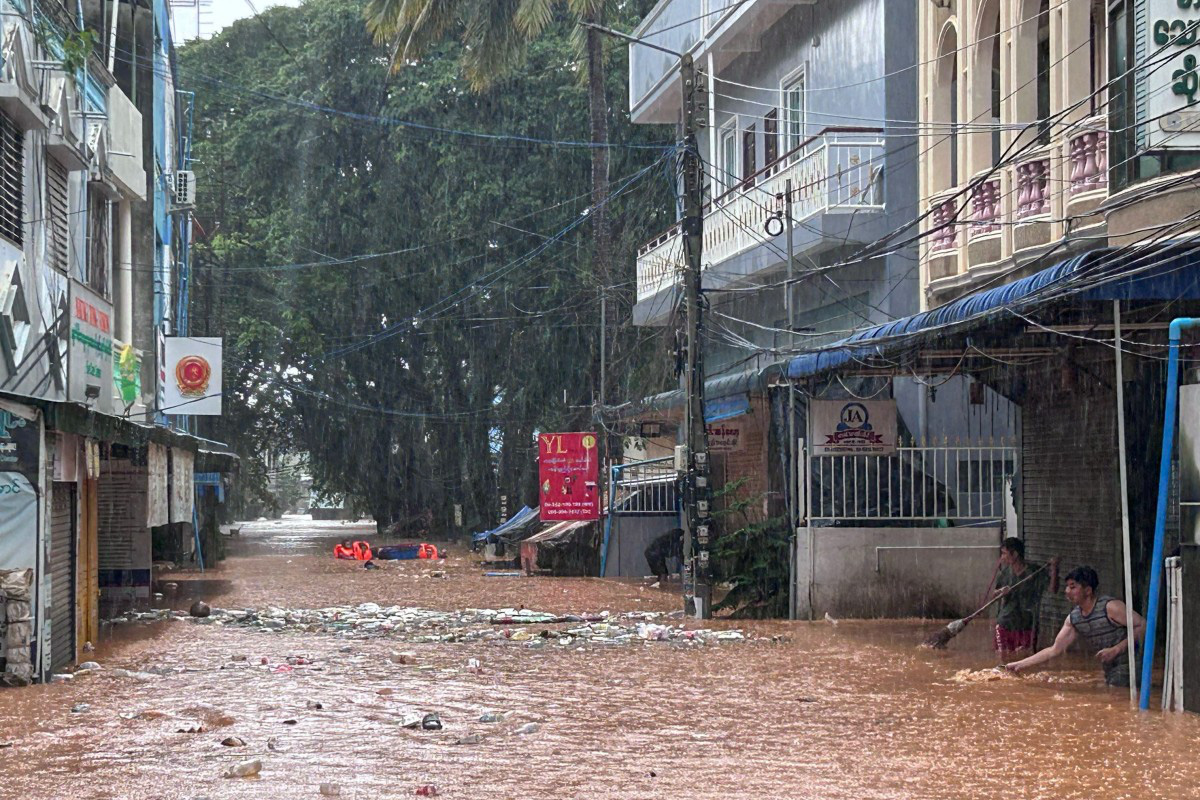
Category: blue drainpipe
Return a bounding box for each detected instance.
[1140,317,1200,709]
[600,464,617,577]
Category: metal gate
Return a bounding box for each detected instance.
[806,442,1017,523]
[600,456,680,577]
[49,482,76,671]
[1021,391,1120,644]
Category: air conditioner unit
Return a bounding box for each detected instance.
[172,170,196,206]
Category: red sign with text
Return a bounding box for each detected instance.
[538,432,601,521]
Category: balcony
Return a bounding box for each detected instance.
[923,118,1111,305]
[635,129,885,314]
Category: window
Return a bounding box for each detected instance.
[1089,0,1106,115]
[991,32,1002,166]
[950,50,959,185]
[764,109,779,167]
[87,194,110,297]
[719,120,738,196]
[933,24,959,192]
[46,158,69,272]
[0,110,24,247]
[1036,0,1051,143]
[782,68,807,154]
[742,124,756,186]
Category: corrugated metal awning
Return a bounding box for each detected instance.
[786,245,1200,379]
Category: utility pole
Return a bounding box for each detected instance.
[680,55,711,619]
[576,21,709,617]
[784,180,800,620]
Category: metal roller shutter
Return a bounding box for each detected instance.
[49,482,76,671]
[1020,389,1121,647]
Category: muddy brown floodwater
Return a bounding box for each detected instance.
[2,517,1199,800]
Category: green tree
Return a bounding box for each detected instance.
[181,0,674,534]
[364,0,642,409]
[711,479,791,619]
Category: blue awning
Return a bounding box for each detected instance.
[704,392,751,422]
[636,368,763,419]
[787,246,1200,379]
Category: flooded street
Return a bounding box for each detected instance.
[2,518,1199,800]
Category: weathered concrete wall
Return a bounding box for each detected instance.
[798,525,1001,619]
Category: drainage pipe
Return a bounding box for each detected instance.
[599,464,616,577]
[1140,317,1200,709]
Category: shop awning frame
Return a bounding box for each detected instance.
[786,245,1200,380]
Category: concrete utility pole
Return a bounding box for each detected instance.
[577,21,710,618]
[680,55,712,619]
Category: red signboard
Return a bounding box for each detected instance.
[538,432,601,521]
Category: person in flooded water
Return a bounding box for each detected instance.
[1005,566,1146,686]
[991,538,1056,658]
[644,528,683,585]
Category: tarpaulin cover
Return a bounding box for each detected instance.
[634,369,761,419]
[472,505,538,544]
[0,473,37,572]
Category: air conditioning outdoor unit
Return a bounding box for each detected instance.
[172,170,196,206]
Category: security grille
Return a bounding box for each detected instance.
[808,443,1017,522]
[609,456,678,515]
[87,194,109,297]
[46,158,69,272]
[0,110,24,247]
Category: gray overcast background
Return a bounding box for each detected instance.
[171,0,301,42]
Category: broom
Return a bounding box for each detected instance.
[921,560,1055,649]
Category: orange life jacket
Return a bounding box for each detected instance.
[333,544,356,559]
[353,541,373,561]
[418,544,439,559]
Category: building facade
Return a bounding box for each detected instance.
[908,0,1200,647]
[619,0,1017,619]
[0,0,229,684]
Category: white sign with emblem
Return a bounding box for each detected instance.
[163,337,222,415]
[811,399,898,456]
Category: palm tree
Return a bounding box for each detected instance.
[364,0,614,324]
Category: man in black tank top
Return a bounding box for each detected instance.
[1004,566,1145,687]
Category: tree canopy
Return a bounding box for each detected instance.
[181,0,674,532]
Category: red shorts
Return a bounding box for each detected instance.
[994,626,1035,652]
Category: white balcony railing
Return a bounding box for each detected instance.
[636,129,886,302]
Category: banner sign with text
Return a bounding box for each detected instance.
[0,403,39,571]
[68,281,114,415]
[811,399,898,456]
[1144,0,1200,149]
[538,432,601,521]
[706,421,744,453]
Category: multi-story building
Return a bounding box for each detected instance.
[0,0,231,684]
[715,0,1200,644]
[631,0,919,355]
[901,0,1200,649]
[618,0,1017,619]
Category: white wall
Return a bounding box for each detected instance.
[796,525,1001,618]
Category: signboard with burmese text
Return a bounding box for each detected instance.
[538,432,601,521]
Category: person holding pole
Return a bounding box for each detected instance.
[992,538,1056,658]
